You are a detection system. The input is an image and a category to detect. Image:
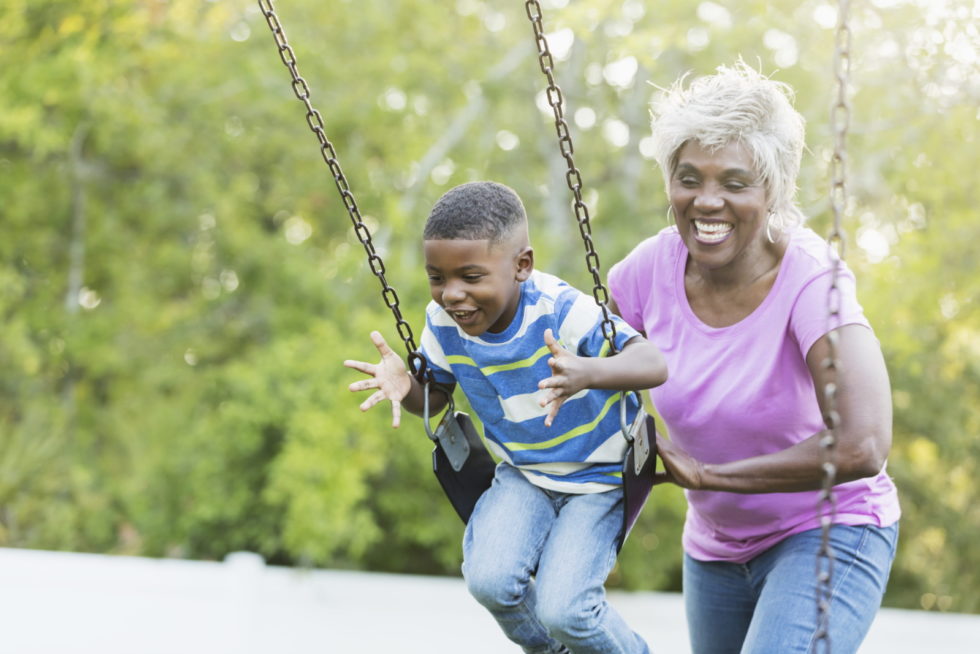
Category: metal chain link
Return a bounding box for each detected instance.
[256,0,427,379]
[814,1,851,652]
[524,1,620,353]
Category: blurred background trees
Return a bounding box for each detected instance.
[1,0,977,613]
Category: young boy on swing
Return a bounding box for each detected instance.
[344,181,666,654]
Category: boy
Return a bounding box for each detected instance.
[344,181,666,654]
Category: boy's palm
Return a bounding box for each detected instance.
[538,328,589,427]
[344,331,413,428]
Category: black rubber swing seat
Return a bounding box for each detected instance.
[427,389,658,551]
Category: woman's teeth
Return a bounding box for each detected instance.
[694,220,733,243]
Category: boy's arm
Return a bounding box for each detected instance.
[581,335,667,390]
[538,330,667,426]
[344,331,451,427]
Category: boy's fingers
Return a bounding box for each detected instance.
[370,330,395,357]
[538,388,558,406]
[359,390,387,412]
[543,328,563,357]
[538,375,558,390]
[545,398,563,426]
[391,400,402,428]
[348,379,376,392]
[343,359,375,375]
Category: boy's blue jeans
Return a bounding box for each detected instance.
[683,522,899,654]
[462,462,650,654]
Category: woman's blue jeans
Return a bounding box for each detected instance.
[683,523,899,654]
[462,462,650,654]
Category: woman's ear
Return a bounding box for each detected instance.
[515,246,534,281]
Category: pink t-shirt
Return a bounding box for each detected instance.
[609,226,900,563]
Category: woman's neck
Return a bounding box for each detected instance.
[684,237,787,327]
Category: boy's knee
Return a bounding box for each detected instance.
[463,566,522,611]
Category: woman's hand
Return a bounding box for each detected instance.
[344,331,414,428]
[538,328,591,427]
[653,431,707,490]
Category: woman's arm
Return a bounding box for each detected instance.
[655,324,892,492]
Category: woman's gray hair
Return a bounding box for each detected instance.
[649,61,807,231]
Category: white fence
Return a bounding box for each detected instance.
[0,547,976,653]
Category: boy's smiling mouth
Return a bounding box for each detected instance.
[449,308,478,322]
[447,307,485,331]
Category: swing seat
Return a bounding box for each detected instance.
[619,409,658,551]
[427,406,497,523]
[427,385,659,542]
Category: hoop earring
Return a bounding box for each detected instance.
[666,205,675,227]
[765,212,777,244]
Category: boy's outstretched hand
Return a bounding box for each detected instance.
[344,331,413,428]
[538,328,590,427]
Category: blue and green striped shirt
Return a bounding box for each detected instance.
[420,270,640,493]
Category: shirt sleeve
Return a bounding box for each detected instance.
[418,308,457,385]
[789,265,872,358]
[607,250,645,333]
[556,289,640,359]
[608,233,666,334]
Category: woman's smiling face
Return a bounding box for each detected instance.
[669,140,771,278]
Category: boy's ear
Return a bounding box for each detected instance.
[515,246,534,281]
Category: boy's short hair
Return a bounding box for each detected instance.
[424,181,527,245]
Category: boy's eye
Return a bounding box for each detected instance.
[427,275,442,284]
[678,176,699,187]
[725,182,747,191]
[463,274,483,282]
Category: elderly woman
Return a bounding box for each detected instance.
[608,63,900,653]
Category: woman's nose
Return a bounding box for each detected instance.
[693,187,724,211]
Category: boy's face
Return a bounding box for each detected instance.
[423,236,533,336]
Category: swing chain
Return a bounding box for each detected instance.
[815,2,851,652]
[524,0,620,353]
[257,0,428,380]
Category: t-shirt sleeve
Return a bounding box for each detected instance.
[555,290,640,358]
[608,234,664,334]
[609,257,643,336]
[418,308,457,386]
[789,265,872,358]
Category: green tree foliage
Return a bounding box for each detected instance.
[1,0,976,613]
